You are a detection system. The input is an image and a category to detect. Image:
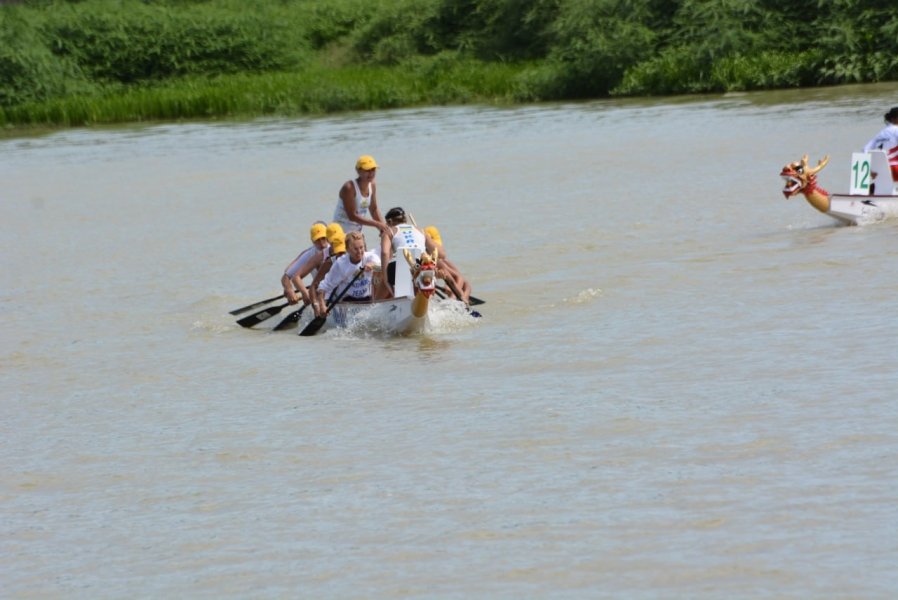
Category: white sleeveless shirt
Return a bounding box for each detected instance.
[332,179,372,233]
[390,224,426,261]
[284,245,320,279]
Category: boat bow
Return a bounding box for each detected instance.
[779,151,898,225]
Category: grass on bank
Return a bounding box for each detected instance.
[0,59,535,129]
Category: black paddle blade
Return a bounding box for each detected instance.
[437,284,485,306]
[299,316,327,336]
[229,293,284,315]
[236,301,288,328]
[299,268,362,336]
[273,306,305,331]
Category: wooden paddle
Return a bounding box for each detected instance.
[272,303,309,331]
[235,300,291,328]
[299,268,365,337]
[229,293,284,315]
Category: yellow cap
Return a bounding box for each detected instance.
[330,233,346,254]
[355,155,378,170]
[424,225,442,244]
[310,223,327,242]
[326,222,344,243]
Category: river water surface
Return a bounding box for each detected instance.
[3,83,898,598]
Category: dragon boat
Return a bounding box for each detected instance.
[780,149,898,225]
[314,248,446,336]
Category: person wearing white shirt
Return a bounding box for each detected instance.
[281,222,329,305]
[314,231,381,317]
[863,106,898,181]
[332,155,390,238]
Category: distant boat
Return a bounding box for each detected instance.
[780,150,898,225]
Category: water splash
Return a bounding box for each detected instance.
[330,298,480,338]
[563,288,603,304]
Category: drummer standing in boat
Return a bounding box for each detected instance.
[333,155,390,238]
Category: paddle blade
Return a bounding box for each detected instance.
[273,306,305,331]
[436,284,484,306]
[236,301,288,328]
[299,268,361,336]
[299,316,327,336]
[229,293,284,315]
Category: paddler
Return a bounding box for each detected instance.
[280,222,329,305]
[424,225,472,305]
[863,106,898,181]
[308,224,347,312]
[313,231,381,317]
[379,206,437,299]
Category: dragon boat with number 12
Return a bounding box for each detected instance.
[780,149,898,225]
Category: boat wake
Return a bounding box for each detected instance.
[563,287,603,304]
[331,298,479,338]
[192,319,232,334]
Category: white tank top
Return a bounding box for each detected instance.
[284,245,319,279]
[332,179,372,233]
[390,224,426,260]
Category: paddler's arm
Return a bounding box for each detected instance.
[313,260,339,317]
[313,280,330,317]
[291,252,323,306]
[280,273,300,304]
[368,187,388,235]
[379,229,394,297]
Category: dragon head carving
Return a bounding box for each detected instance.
[781,154,829,198]
[402,248,439,298]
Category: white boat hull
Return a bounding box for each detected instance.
[326,296,428,335]
[827,194,898,225]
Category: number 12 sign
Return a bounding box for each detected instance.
[850,152,871,195]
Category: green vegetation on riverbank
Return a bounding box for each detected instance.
[2,0,897,129]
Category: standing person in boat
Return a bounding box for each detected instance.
[379,206,434,299]
[314,231,381,317]
[281,222,329,305]
[863,106,898,181]
[332,155,390,238]
[424,225,472,304]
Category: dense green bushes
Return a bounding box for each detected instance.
[1,0,897,128]
[1,0,314,107]
[545,0,657,98]
[43,2,307,83]
[0,8,82,105]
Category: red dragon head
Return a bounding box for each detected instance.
[414,250,438,298]
[781,154,829,198]
[402,248,439,298]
